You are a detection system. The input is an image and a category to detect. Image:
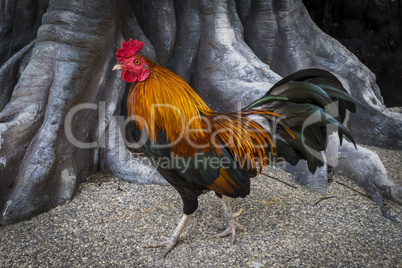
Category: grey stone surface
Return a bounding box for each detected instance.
[0,145,400,267]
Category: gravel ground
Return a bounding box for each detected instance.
[0,145,401,267]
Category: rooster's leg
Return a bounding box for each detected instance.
[143,213,191,257]
[210,195,242,243]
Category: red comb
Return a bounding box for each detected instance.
[116,39,144,62]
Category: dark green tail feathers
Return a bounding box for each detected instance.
[247,69,358,173]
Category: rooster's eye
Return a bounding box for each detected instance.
[134,59,141,65]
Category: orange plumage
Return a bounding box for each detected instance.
[127,55,280,171]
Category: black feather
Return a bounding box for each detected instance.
[247,68,358,173]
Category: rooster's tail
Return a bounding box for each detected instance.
[246,69,358,173]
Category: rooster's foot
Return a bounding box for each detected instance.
[143,235,180,258]
[210,208,243,243]
[142,214,191,258]
[210,195,243,244]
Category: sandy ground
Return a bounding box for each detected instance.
[0,145,401,267]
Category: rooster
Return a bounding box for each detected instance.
[113,39,357,257]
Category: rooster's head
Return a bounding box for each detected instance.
[113,39,150,83]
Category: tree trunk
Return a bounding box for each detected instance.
[0,0,400,225]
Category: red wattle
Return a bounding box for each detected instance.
[122,70,138,83]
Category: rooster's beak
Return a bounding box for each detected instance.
[113,64,124,71]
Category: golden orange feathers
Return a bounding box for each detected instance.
[127,57,280,171]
